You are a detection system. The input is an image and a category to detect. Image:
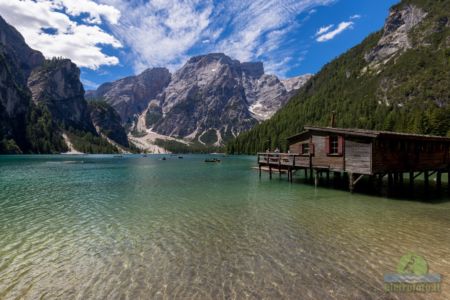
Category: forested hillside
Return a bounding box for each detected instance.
[227,0,450,154]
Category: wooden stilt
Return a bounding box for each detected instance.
[377,174,383,189]
[448,169,450,192]
[326,171,330,183]
[314,170,319,187]
[304,168,307,179]
[349,173,354,192]
[424,171,429,189]
[368,175,374,190]
[394,173,399,185]
[259,165,262,178]
[269,165,272,180]
[399,173,404,186]
[436,171,442,191]
[409,171,414,189]
[388,173,393,187]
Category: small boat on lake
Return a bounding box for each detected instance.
[205,158,221,163]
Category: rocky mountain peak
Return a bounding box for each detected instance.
[0,16,44,84]
[365,4,427,64]
[86,67,171,124]
[281,74,314,92]
[27,58,95,133]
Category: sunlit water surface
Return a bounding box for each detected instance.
[0,155,449,299]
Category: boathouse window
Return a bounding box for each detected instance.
[326,136,343,155]
[301,143,309,154]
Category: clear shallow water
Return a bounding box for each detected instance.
[0,155,449,300]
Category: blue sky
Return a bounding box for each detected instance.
[0,0,398,90]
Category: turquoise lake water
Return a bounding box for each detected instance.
[0,155,449,299]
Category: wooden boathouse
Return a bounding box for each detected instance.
[257,126,450,192]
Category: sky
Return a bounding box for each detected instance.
[0,0,399,90]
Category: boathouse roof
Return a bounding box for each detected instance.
[287,126,450,143]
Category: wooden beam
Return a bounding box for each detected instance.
[413,172,423,179]
[436,171,442,191]
[353,174,365,186]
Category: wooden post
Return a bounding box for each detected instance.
[349,173,354,193]
[326,171,330,183]
[259,165,262,178]
[436,171,442,191]
[304,168,307,179]
[314,170,319,187]
[424,171,429,189]
[278,159,281,177]
[399,173,404,186]
[388,173,393,187]
[409,171,414,189]
[377,174,383,189]
[448,169,450,192]
[368,175,374,190]
[269,165,272,180]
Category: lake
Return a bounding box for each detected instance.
[0,155,449,299]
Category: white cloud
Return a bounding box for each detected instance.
[315,24,333,36]
[0,0,122,69]
[350,14,361,20]
[105,0,213,73]
[213,0,334,71]
[103,0,334,76]
[316,21,353,42]
[81,78,100,90]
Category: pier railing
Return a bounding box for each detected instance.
[257,153,304,167]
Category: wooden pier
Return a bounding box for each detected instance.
[258,126,450,192]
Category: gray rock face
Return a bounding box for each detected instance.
[89,101,129,147]
[0,16,45,151]
[282,74,314,92]
[0,16,44,117]
[87,68,171,124]
[27,59,95,133]
[365,5,427,64]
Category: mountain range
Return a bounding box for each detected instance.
[0,14,310,154]
[227,0,450,154]
[87,53,311,150]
